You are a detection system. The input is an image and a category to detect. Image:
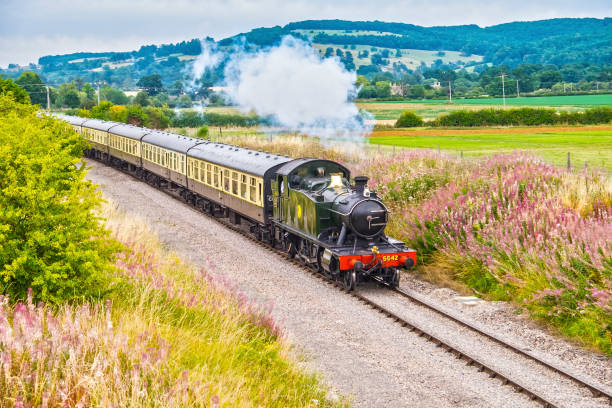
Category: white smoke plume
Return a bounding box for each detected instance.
[186,39,221,93]
[223,36,371,141]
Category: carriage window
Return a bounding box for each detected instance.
[240,174,247,198]
[213,166,219,187]
[206,164,212,185]
[249,177,257,202]
[223,170,230,191]
[231,172,238,195]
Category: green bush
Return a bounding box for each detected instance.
[0,95,118,303]
[395,110,424,127]
[196,125,209,138]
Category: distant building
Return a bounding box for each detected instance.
[391,82,408,96]
[432,81,441,89]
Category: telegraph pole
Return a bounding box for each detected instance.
[501,73,506,108]
[96,81,100,105]
[516,79,520,98]
[45,85,50,112]
[448,81,452,103]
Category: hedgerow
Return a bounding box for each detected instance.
[0,94,118,303]
[428,106,612,127]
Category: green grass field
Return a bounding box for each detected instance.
[368,129,612,170]
[362,94,612,106]
[359,94,612,121]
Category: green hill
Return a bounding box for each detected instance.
[1,18,610,90]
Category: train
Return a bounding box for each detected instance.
[56,114,416,290]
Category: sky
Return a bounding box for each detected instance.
[1,0,610,67]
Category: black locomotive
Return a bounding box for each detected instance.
[58,114,416,289]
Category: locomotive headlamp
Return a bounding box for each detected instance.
[372,246,379,254]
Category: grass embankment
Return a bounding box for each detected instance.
[0,93,342,406]
[214,133,612,355]
[1,202,343,407]
[369,127,612,170]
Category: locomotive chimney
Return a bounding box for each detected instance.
[354,176,368,195]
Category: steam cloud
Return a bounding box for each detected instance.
[187,39,220,92]
[188,36,371,140]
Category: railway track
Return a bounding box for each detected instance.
[96,157,611,408]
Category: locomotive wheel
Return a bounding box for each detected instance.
[343,270,357,291]
[385,269,400,288]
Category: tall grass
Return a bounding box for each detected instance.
[361,151,612,353]
[211,133,612,353]
[0,203,343,407]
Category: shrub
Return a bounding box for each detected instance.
[145,106,170,129]
[196,125,209,138]
[109,104,128,122]
[0,95,118,303]
[395,110,424,127]
[126,105,149,127]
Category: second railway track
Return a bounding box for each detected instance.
[94,157,611,408]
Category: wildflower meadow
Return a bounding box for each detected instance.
[362,151,611,354]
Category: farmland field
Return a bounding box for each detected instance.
[368,126,612,170]
[358,94,612,121]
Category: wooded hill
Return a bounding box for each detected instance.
[1,18,610,89]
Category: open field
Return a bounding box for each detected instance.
[311,43,482,69]
[369,126,612,170]
[358,94,612,121]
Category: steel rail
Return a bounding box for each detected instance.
[371,276,612,402]
[89,155,609,408]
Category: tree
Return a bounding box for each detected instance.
[57,83,80,108]
[0,76,30,104]
[101,86,128,105]
[0,94,118,303]
[410,85,425,98]
[538,70,563,89]
[133,91,151,106]
[395,110,424,127]
[324,47,334,58]
[176,94,192,107]
[169,80,184,96]
[15,72,46,105]
[375,81,391,98]
[80,82,96,109]
[136,74,163,96]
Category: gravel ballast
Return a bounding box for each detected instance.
[86,160,609,407]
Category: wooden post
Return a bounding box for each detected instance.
[567,152,571,170]
[437,144,440,153]
[393,145,396,154]
[460,150,463,159]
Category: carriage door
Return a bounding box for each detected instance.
[276,175,287,221]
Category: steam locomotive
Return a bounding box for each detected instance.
[57,114,416,289]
